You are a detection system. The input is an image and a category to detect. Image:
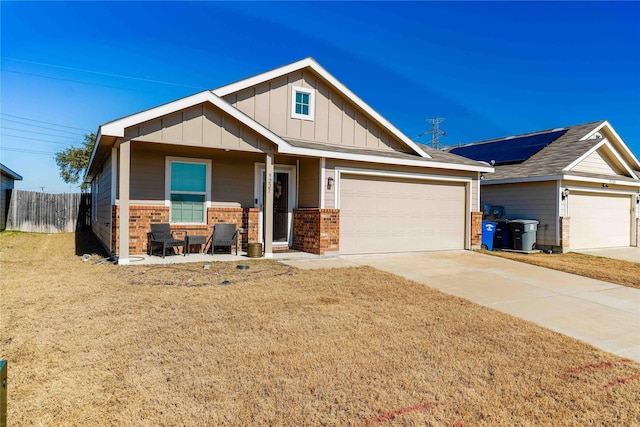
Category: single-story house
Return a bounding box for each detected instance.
[449,121,640,252]
[1,163,23,230]
[85,58,492,264]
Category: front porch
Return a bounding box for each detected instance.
[112,204,340,260]
[123,246,331,266]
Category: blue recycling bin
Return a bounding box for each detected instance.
[482,221,497,251]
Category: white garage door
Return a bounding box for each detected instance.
[339,174,466,254]
[569,192,632,250]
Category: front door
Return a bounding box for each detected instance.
[255,165,296,246]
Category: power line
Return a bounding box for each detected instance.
[0,126,85,139]
[0,118,87,135]
[1,68,144,92]
[3,57,208,90]
[1,147,57,155]
[0,134,74,145]
[1,113,92,132]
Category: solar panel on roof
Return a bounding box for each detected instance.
[450,129,568,165]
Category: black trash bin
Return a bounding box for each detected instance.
[509,220,539,251]
[493,219,512,249]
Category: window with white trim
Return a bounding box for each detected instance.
[291,86,315,121]
[167,159,210,223]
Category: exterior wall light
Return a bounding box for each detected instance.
[636,194,640,204]
[562,188,570,200]
[602,183,609,188]
[327,177,334,190]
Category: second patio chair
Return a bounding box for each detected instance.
[209,223,238,255]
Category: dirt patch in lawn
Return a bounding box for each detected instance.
[2,232,640,425]
[484,250,640,290]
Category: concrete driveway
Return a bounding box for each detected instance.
[283,251,640,362]
[573,247,640,263]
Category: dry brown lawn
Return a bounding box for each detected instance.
[1,232,639,426]
[484,250,640,290]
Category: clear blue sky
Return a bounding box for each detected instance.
[2,1,639,193]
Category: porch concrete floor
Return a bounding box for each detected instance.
[125,250,328,265]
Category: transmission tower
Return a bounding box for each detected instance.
[417,118,447,150]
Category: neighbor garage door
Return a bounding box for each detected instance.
[339,174,466,254]
[569,192,632,250]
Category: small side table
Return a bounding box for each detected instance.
[185,234,206,255]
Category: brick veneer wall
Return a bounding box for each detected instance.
[111,205,261,255]
[242,208,259,250]
[292,208,340,255]
[470,211,483,249]
[559,216,570,251]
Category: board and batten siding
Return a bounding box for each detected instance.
[481,181,558,247]
[571,150,621,176]
[123,103,274,154]
[298,158,320,208]
[323,159,478,211]
[128,142,261,208]
[223,69,409,154]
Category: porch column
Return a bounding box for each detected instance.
[263,152,274,257]
[118,140,131,264]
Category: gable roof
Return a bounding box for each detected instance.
[212,57,432,160]
[0,163,23,180]
[87,60,494,182]
[448,121,640,184]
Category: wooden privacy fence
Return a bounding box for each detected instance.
[5,190,91,233]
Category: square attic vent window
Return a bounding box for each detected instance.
[291,86,314,121]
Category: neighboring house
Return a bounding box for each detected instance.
[85,58,492,264]
[0,163,23,230]
[449,121,640,252]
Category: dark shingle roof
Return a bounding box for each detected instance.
[448,121,607,181]
[283,138,487,168]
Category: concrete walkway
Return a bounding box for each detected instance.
[573,247,640,263]
[282,251,640,362]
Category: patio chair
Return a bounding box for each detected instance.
[209,223,238,255]
[149,223,186,258]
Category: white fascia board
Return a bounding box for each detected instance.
[213,57,432,159]
[483,173,640,187]
[580,120,640,170]
[98,90,291,153]
[278,144,493,173]
[84,127,103,183]
[482,175,564,185]
[101,91,215,137]
[562,174,640,188]
[579,120,607,141]
[213,58,314,97]
[600,140,639,179]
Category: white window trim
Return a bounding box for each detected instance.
[165,156,212,224]
[291,85,315,121]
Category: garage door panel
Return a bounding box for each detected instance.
[339,174,466,254]
[569,192,631,250]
